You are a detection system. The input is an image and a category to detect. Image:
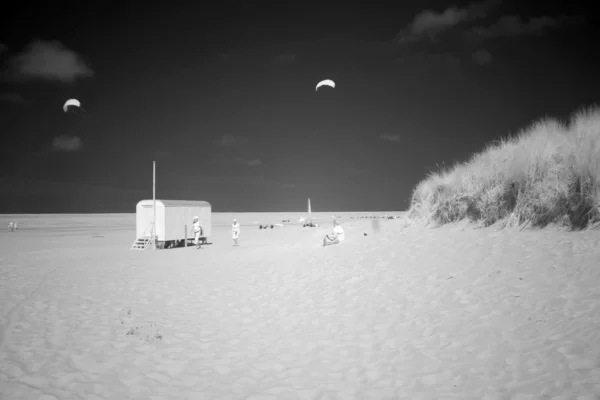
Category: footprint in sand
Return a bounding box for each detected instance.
[124,323,164,342]
[114,308,165,342]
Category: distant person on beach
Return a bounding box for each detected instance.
[191,216,203,249]
[13,221,18,231]
[8,221,13,232]
[323,220,345,247]
[232,219,240,246]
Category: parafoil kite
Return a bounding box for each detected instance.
[63,99,81,113]
[315,79,335,91]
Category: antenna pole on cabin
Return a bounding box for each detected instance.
[153,161,156,250]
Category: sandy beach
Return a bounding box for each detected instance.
[1,213,600,399]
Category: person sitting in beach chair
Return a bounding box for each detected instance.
[232,219,240,246]
[323,220,345,247]
[8,221,13,232]
[191,216,203,249]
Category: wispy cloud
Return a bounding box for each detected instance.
[471,15,584,40]
[0,93,27,105]
[472,49,493,65]
[3,40,94,83]
[394,0,500,43]
[52,135,83,152]
[212,134,248,147]
[247,159,262,167]
[380,134,401,143]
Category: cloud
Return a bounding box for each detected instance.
[247,159,262,167]
[472,49,493,65]
[4,40,93,83]
[0,42,6,55]
[394,0,500,43]
[404,7,469,41]
[471,15,583,39]
[52,135,82,152]
[380,134,401,143]
[0,93,27,105]
[212,134,248,147]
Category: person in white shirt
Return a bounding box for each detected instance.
[8,221,13,232]
[232,219,240,246]
[323,220,345,247]
[13,221,18,232]
[191,216,203,249]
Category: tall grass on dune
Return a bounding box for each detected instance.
[409,105,600,230]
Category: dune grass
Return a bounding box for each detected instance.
[408,105,600,230]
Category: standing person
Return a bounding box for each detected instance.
[323,220,345,247]
[232,219,240,246]
[191,216,203,249]
[8,221,13,232]
[13,221,18,232]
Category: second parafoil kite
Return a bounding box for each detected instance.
[315,79,335,91]
[63,98,82,113]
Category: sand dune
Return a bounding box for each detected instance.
[1,213,600,399]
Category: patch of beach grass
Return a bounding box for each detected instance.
[409,105,600,230]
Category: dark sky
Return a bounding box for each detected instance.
[0,0,597,213]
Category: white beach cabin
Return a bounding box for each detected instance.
[132,200,212,250]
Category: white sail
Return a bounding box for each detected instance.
[308,198,311,216]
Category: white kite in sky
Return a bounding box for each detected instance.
[63,98,81,112]
[315,79,335,91]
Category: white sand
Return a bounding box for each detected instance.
[1,213,600,399]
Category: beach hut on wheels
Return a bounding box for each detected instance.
[131,200,212,250]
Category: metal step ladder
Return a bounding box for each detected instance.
[130,222,155,250]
